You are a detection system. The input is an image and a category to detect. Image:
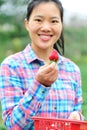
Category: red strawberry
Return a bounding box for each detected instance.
[49,50,59,62]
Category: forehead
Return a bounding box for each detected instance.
[30,2,60,17]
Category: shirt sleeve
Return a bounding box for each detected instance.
[73,65,83,112]
[0,62,50,130]
[73,68,84,120]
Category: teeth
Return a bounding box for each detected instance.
[40,35,51,40]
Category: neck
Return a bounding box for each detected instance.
[31,46,53,63]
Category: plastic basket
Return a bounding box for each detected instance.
[32,116,87,130]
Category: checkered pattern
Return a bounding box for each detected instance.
[0,44,82,130]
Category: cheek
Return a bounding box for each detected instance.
[55,25,62,37]
[29,22,38,33]
[28,25,38,40]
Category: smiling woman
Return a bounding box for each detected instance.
[0,0,84,130]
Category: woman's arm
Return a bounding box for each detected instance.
[0,63,50,129]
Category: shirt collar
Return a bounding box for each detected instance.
[57,52,66,66]
[23,44,44,64]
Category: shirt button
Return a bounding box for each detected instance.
[54,106,57,110]
[42,90,45,94]
[38,103,41,109]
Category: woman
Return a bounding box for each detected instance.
[0,0,83,129]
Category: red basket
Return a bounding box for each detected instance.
[32,116,87,130]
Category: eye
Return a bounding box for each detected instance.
[52,20,59,23]
[35,19,42,22]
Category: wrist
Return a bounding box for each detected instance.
[78,112,84,121]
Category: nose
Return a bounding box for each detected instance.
[41,21,51,32]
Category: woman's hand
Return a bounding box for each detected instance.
[36,62,58,87]
[68,111,80,120]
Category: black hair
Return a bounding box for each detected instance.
[26,0,64,55]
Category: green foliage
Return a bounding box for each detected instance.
[11,0,29,5]
[0,104,6,130]
[0,124,6,130]
[0,0,5,6]
[64,27,87,58]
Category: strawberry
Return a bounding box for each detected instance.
[49,50,59,63]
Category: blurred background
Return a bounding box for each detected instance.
[0,0,87,129]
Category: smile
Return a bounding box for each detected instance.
[39,34,53,41]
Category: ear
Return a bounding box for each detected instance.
[24,18,29,31]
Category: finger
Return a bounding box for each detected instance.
[44,62,57,73]
[40,63,49,69]
[47,70,58,82]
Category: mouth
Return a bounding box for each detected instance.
[38,34,53,41]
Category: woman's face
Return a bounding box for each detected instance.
[25,2,62,52]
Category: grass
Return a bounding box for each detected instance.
[0,56,87,129]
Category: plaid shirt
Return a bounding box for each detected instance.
[0,44,82,130]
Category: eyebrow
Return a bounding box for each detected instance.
[34,15,60,19]
[34,15,43,18]
[51,16,60,19]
